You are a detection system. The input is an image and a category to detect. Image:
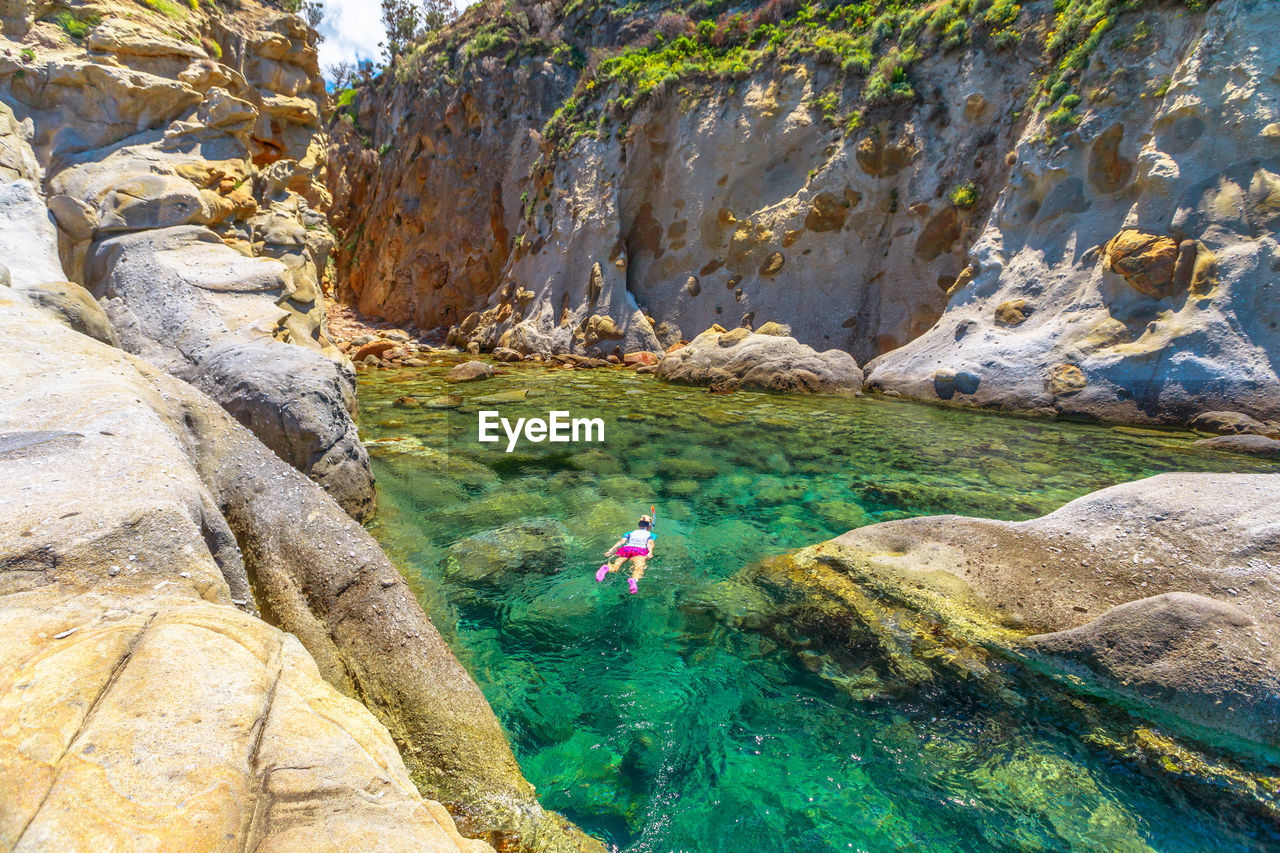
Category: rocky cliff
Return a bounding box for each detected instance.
[1,0,375,517]
[329,0,1280,425]
[0,1,602,850]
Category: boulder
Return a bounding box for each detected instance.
[442,520,569,587]
[1189,411,1275,437]
[1105,229,1181,297]
[623,351,658,366]
[96,174,206,234]
[17,280,119,347]
[493,346,524,362]
[1193,434,1280,457]
[353,338,398,361]
[0,298,504,852]
[87,226,375,519]
[656,329,863,394]
[195,341,375,520]
[446,360,496,382]
[722,473,1280,751]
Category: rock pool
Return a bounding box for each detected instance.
[358,360,1280,852]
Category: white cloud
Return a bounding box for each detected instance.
[317,0,385,73]
[316,0,476,78]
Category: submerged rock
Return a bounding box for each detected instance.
[1192,434,1280,457]
[657,328,863,394]
[442,520,569,587]
[712,473,1280,802]
[1189,411,1277,437]
[447,360,497,382]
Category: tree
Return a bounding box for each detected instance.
[326,59,356,90]
[420,0,455,31]
[302,0,324,31]
[380,0,421,62]
[380,0,457,64]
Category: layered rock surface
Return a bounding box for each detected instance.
[866,0,1280,424]
[0,275,602,853]
[331,0,1280,424]
[328,0,1031,360]
[0,294,493,853]
[1,0,374,517]
[713,473,1280,758]
[0,4,603,850]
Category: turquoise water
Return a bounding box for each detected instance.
[358,360,1280,852]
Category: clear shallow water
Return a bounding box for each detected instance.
[357,360,1280,852]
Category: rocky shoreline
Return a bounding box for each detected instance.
[0,0,601,849]
[3,0,1279,846]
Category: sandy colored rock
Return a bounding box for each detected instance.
[354,338,399,361]
[1047,363,1087,396]
[446,360,496,382]
[15,280,118,347]
[0,297,501,852]
[1192,434,1280,457]
[721,473,1280,751]
[657,328,862,394]
[1105,229,1181,298]
[623,350,657,366]
[993,298,1029,326]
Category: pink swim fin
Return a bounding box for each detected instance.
[628,577,639,595]
[596,565,610,582]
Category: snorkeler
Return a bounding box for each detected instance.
[597,513,656,595]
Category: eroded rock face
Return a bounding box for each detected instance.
[0,296,493,853]
[0,0,365,513]
[0,7,602,850]
[656,326,863,394]
[867,0,1280,424]
[702,472,1280,810]
[328,8,1030,363]
[88,224,375,519]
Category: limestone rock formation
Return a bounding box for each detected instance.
[867,0,1280,424]
[0,0,373,517]
[656,326,863,393]
[0,296,492,852]
[0,284,601,853]
[715,473,1280,752]
[0,4,602,850]
[331,0,1280,425]
[328,0,1028,362]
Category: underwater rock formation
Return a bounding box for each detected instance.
[708,472,1280,810]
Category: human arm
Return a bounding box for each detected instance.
[604,537,624,557]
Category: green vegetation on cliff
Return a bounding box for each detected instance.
[373,0,1213,157]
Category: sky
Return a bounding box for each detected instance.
[317,0,386,72]
[316,0,473,74]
